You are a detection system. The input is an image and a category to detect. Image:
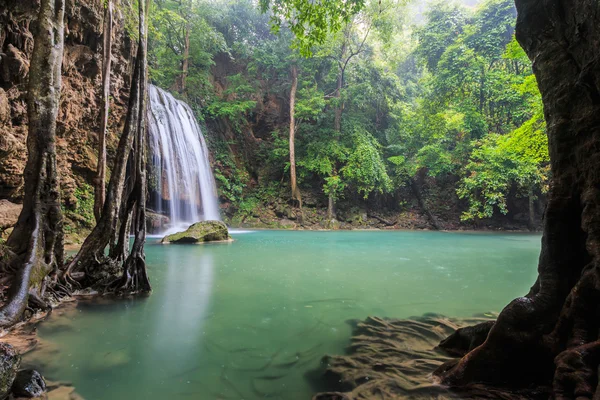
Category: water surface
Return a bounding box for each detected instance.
[25,230,541,399]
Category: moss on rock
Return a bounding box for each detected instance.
[161,220,231,244]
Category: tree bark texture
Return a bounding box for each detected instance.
[114,0,151,294]
[93,0,113,223]
[64,1,149,282]
[434,1,600,397]
[0,0,65,327]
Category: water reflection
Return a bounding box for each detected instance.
[154,251,215,355]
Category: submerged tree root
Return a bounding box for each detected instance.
[312,315,548,400]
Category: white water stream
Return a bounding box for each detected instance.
[147,85,220,235]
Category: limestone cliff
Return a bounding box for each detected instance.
[0,0,133,233]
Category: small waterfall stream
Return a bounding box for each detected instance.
[147,85,220,234]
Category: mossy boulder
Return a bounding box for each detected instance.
[161,221,231,244]
[0,343,20,399]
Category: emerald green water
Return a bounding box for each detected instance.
[25,230,540,399]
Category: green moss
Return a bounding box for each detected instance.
[162,221,231,244]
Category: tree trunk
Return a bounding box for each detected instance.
[0,0,65,327]
[327,191,336,221]
[178,22,190,93]
[327,73,344,222]
[334,73,343,132]
[528,186,535,232]
[289,64,303,220]
[64,11,146,282]
[113,0,151,294]
[435,1,600,397]
[94,0,113,222]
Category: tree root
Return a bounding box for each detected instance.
[310,315,531,400]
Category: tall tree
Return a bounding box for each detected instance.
[63,0,151,293]
[114,0,151,293]
[435,0,600,397]
[94,0,114,222]
[289,63,303,217]
[0,0,65,327]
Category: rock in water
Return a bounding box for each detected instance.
[11,369,46,398]
[161,221,231,244]
[0,343,21,398]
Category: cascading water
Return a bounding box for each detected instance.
[147,85,220,235]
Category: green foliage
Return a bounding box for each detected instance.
[341,129,392,198]
[62,183,95,232]
[146,0,548,226]
[415,1,469,72]
[259,0,366,56]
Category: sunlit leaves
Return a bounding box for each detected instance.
[259,0,366,56]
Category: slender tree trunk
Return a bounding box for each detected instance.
[0,0,65,327]
[528,186,535,231]
[328,73,344,222]
[289,64,303,220]
[435,1,600,397]
[94,0,113,222]
[178,22,190,93]
[334,73,343,133]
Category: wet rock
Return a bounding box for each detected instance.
[279,219,296,229]
[0,343,21,399]
[162,220,231,244]
[11,369,46,398]
[146,211,169,234]
[0,200,22,230]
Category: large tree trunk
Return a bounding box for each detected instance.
[0,0,65,327]
[64,10,146,282]
[434,1,600,397]
[94,0,113,222]
[289,64,303,220]
[112,0,151,294]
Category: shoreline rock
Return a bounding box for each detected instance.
[161,220,232,244]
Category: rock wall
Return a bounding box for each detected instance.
[0,0,133,216]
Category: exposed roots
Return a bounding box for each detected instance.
[310,314,541,400]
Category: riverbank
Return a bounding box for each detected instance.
[1,302,84,399]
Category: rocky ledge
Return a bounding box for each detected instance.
[161,220,232,244]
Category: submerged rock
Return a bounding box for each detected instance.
[161,220,231,244]
[0,343,20,399]
[11,369,46,398]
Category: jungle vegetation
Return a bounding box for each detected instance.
[147,0,548,228]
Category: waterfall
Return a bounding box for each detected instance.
[147,85,220,234]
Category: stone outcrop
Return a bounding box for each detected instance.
[0,0,133,213]
[0,343,20,399]
[0,199,21,230]
[161,220,231,244]
[11,369,46,398]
